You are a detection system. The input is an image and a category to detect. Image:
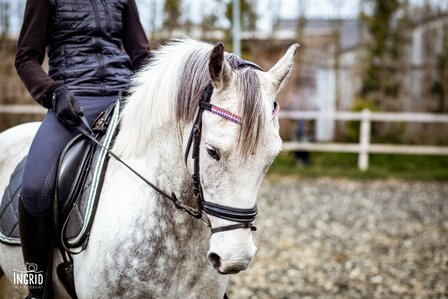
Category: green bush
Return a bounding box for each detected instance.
[343,97,379,142]
[270,152,448,181]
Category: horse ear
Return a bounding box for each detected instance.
[209,42,232,91]
[268,43,300,92]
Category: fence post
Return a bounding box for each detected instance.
[358,109,371,171]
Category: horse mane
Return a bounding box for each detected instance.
[114,38,265,158]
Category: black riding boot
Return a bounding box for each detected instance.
[19,199,54,299]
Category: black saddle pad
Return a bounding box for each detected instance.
[0,158,24,245]
[0,101,120,247]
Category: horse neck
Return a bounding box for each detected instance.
[113,120,208,242]
[83,123,214,293]
[144,123,192,202]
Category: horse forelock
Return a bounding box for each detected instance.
[117,38,266,158]
[176,46,265,157]
[176,47,212,122]
[237,68,265,156]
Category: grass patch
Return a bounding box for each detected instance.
[270,152,448,181]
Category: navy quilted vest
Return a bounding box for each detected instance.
[47,0,134,96]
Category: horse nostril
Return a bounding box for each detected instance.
[207,252,222,269]
[222,264,246,274]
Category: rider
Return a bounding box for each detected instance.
[15,0,150,297]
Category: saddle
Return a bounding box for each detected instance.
[0,100,121,250]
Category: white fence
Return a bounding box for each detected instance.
[280,109,448,170]
[2,105,448,171]
[0,105,45,114]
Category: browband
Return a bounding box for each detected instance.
[200,100,281,125]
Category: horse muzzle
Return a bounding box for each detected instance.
[207,243,257,275]
[208,252,251,274]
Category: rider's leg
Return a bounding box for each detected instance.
[19,96,116,298]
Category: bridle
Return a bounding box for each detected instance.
[179,59,281,234]
[184,83,259,234]
[78,58,280,235]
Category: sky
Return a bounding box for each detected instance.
[137,0,362,33]
[5,0,447,36]
[135,0,446,34]
[5,0,362,35]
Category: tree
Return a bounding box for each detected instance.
[422,1,448,113]
[199,0,222,38]
[163,0,182,34]
[329,0,342,112]
[296,0,307,41]
[225,0,257,32]
[148,0,160,38]
[224,0,258,52]
[270,0,281,36]
[359,0,411,110]
[0,0,10,50]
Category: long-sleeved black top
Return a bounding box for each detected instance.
[15,0,150,106]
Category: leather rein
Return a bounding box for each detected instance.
[78,60,279,235]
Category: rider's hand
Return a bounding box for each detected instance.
[51,86,84,126]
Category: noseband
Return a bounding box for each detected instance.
[78,58,280,235]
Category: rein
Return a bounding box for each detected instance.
[77,59,279,235]
[77,118,205,221]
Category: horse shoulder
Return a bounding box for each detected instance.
[0,122,40,191]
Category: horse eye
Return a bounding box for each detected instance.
[206,146,221,161]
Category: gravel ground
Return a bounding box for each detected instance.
[227,176,448,299]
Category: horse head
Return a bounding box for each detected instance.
[191,42,299,274]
